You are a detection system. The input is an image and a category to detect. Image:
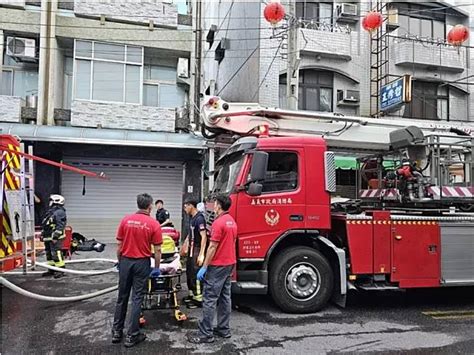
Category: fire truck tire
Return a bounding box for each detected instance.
[269,246,333,313]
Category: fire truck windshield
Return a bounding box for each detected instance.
[213,154,245,194]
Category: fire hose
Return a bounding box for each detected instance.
[26,259,118,276]
[0,258,119,302]
[0,277,118,302]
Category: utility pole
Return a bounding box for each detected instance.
[193,0,203,127]
[286,0,300,110]
[37,0,57,126]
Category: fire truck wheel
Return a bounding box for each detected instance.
[270,246,333,313]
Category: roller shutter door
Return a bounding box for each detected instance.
[61,158,184,242]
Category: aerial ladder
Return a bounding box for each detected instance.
[200,96,474,212]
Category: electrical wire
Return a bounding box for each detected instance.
[216,46,259,95]
[2,2,473,116]
[252,40,283,101]
[13,2,473,19]
[1,2,471,32]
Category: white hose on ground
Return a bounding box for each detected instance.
[27,260,118,275]
[3,258,119,276]
[63,258,118,264]
[0,276,117,302]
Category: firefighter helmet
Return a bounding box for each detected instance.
[49,194,65,206]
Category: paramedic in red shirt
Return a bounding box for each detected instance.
[187,194,237,344]
[112,193,162,348]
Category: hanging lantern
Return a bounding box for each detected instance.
[447,25,469,46]
[362,11,383,32]
[264,1,285,26]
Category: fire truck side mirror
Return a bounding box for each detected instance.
[249,151,268,183]
[247,182,263,196]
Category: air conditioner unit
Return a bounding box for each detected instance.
[336,3,358,23]
[177,58,189,79]
[6,37,37,62]
[337,90,360,104]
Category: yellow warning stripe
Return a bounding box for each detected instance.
[3,216,12,235]
[0,232,8,255]
[7,144,20,169]
[4,170,17,190]
[1,233,13,255]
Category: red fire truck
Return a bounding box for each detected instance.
[201,97,474,313]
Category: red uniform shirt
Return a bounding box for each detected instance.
[117,211,162,258]
[210,212,237,266]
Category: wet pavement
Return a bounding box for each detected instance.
[1,246,473,354]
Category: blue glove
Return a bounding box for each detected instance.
[197,266,207,281]
[150,267,161,278]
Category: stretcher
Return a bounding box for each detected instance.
[140,237,187,323]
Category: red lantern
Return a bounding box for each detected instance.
[362,11,383,32]
[447,24,469,46]
[264,1,285,26]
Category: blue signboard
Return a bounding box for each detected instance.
[380,76,411,111]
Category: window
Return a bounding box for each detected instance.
[142,64,186,108]
[336,170,356,185]
[396,4,446,40]
[1,68,38,97]
[262,152,298,193]
[1,70,13,95]
[296,1,333,24]
[280,70,333,112]
[63,57,73,109]
[73,40,143,104]
[404,81,448,120]
[214,155,245,194]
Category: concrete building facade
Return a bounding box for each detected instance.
[202,0,473,122]
[0,0,204,241]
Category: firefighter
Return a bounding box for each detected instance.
[41,194,67,279]
[181,199,208,309]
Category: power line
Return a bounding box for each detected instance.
[12,2,473,18]
[252,40,283,101]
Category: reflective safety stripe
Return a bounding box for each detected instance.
[193,281,202,302]
[55,250,65,267]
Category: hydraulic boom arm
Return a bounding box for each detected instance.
[201,96,473,152]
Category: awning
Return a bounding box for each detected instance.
[335,156,357,170]
[0,123,206,149]
[335,156,399,170]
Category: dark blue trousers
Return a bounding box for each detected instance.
[198,265,234,338]
[112,256,150,336]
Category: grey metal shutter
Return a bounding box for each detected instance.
[61,158,184,242]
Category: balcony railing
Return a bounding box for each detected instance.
[0,95,23,123]
[390,35,466,73]
[298,19,351,34]
[71,100,176,132]
[297,21,352,60]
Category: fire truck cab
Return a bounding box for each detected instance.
[212,135,337,312]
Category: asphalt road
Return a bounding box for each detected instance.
[1,250,473,355]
